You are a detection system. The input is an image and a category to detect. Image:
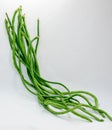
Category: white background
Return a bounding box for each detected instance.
[0,0,112,129]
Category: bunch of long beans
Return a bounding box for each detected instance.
[5,6,112,122]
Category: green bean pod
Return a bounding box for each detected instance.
[5,6,112,122]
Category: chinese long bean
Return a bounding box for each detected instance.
[5,6,112,122]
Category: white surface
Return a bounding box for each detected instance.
[0,0,112,129]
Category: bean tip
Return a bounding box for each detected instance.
[23,13,26,17]
[100,119,104,122]
[109,116,112,121]
[37,18,39,22]
[19,5,22,9]
[89,120,93,123]
[4,18,7,23]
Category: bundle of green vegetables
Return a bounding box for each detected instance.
[5,6,112,122]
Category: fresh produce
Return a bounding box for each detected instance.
[5,6,112,122]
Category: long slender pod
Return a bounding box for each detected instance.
[5,6,112,122]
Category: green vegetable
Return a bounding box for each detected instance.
[5,6,112,122]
